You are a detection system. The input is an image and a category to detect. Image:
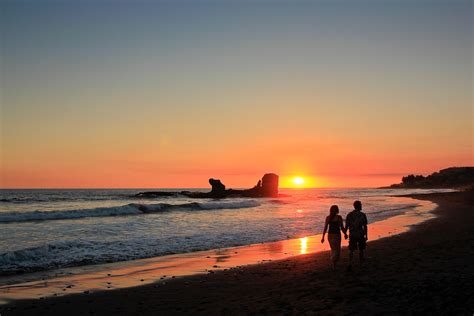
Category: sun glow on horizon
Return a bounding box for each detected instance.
[280,175,322,188]
[293,177,305,186]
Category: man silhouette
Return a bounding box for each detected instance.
[345,200,368,269]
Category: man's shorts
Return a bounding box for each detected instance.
[349,237,366,251]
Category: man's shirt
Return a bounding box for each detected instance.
[346,210,368,239]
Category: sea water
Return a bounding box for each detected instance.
[0,188,452,275]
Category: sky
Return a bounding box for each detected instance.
[1,0,472,188]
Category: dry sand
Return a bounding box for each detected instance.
[1,191,473,315]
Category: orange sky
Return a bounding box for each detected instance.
[1,1,472,188]
[1,125,471,188]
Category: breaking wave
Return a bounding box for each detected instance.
[0,200,261,223]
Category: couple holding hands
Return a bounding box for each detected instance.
[321,200,368,269]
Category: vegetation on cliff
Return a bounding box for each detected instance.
[389,167,474,189]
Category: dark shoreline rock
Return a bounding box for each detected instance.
[135,173,281,199]
[381,167,474,189]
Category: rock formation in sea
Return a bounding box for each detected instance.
[261,173,279,197]
[135,173,281,199]
[208,178,226,198]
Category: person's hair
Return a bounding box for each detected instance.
[329,205,339,220]
[353,200,362,210]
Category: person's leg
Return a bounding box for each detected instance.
[348,239,355,267]
[347,250,354,271]
[347,238,358,271]
[328,234,336,267]
[333,234,341,269]
[359,239,366,263]
[328,234,340,269]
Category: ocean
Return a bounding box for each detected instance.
[0,188,452,275]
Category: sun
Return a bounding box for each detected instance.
[293,177,305,186]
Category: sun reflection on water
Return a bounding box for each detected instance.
[300,237,308,254]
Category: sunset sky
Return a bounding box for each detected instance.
[1,0,472,188]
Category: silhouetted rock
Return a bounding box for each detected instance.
[134,191,177,198]
[261,173,279,197]
[135,173,282,199]
[254,180,262,189]
[209,178,226,198]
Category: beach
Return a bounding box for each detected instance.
[1,190,472,315]
[2,0,472,314]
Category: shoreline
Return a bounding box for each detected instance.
[0,197,435,304]
[1,191,473,314]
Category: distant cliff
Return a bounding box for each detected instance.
[388,167,474,189]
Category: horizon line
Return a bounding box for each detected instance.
[0,186,386,190]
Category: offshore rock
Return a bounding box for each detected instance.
[135,173,281,199]
[261,173,279,197]
[209,178,226,198]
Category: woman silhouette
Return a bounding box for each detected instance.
[321,205,347,268]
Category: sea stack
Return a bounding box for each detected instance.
[209,178,226,198]
[261,173,279,197]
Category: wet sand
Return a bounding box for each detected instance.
[1,191,473,315]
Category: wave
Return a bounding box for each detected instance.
[0,240,151,275]
[0,196,125,203]
[0,200,261,224]
[0,241,91,274]
[0,233,253,275]
[368,204,419,215]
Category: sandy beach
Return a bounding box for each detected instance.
[0,190,473,315]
